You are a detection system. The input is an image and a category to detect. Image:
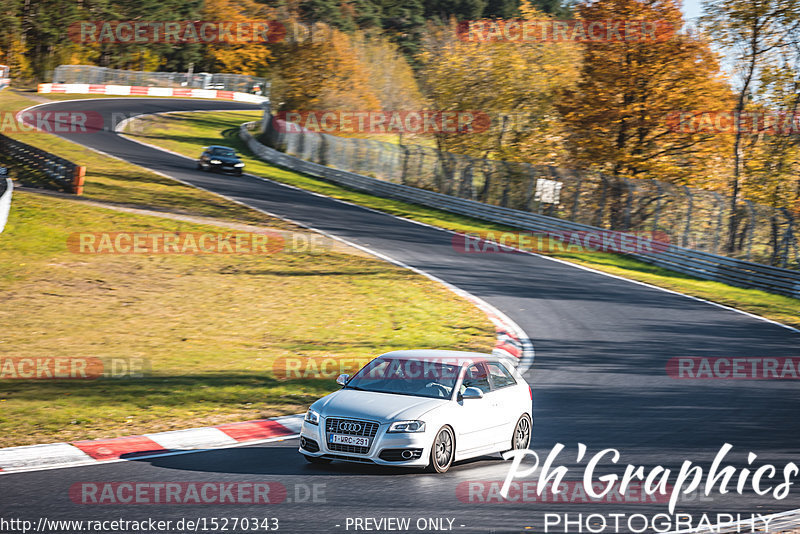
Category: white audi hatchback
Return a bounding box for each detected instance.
[298,350,533,473]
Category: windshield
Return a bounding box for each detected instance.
[210,148,236,157]
[345,358,461,399]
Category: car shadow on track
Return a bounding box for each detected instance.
[129,443,503,477]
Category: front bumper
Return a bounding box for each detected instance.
[205,162,243,173]
[299,419,430,467]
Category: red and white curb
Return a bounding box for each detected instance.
[38,83,267,104]
[0,415,302,475]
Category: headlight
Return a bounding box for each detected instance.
[210,159,222,164]
[388,420,426,433]
[304,408,320,426]
[234,162,245,167]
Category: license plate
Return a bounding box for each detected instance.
[329,434,370,447]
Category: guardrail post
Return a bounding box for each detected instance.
[711,192,724,255]
[682,186,694,248]
[72,166,86,195]
[744,200,756,261]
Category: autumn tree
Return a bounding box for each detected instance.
[270,20,381,111]
[418,2,581,164]
[352,34,427,113]
[702,0,800,252]
[558,0,733,228]
[201,0,274,76]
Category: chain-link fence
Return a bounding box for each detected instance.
[52,65,268,95]
[261,115,799,269]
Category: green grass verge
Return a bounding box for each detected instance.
[125,110,800,329]
[0,192,495,447]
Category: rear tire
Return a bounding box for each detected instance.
[427,426,455,473]
[507,414,532,452]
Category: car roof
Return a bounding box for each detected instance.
[377,350,503,364]
[207,145,234,150]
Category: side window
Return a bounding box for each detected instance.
[488,362,517,389]
[461,363,491,394]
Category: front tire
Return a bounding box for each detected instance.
[427,426,455,473]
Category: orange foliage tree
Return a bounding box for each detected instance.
[558,0,733,190]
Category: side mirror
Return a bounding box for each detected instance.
[461,387,484,399]
[336,374,350,386]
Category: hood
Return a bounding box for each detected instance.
[313,388,447,422]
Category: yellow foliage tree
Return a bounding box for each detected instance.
[417,4,582,165]
[270,19,381,112]
[201,0,274,76]
[558,0,733,188]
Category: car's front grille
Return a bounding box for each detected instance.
[325,418,379,454]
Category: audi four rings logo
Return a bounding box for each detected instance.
[338,422,362,432]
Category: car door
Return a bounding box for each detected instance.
[454,362,499,455]
[486,361,523,447]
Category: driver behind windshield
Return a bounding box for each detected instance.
[347,358,460,398]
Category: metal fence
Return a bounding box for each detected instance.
[0,134,86,194]
[0,177,12,233]
[244,122,800,299]
[52,65,268,95]
[261,116,799,270]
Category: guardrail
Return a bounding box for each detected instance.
[0,176,12,233]
[240,122,800,299]
[0,134,85,194]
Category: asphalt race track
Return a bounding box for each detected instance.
[3,98,800,533]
